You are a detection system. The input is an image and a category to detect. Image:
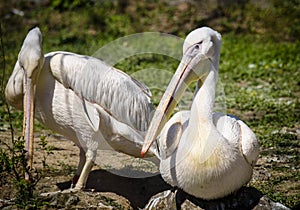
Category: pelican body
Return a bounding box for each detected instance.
[142,27,259,199]
[5,27,157,190]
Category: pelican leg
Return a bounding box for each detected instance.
[73,149,96,190]
[42,148,93,195]
[71,147,86,188]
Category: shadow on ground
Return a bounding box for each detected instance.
[55,169,269,209]
[175,187,263,209]
[57,169,172,208]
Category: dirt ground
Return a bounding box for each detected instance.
[0,130,298,209]
[0,131,172,209]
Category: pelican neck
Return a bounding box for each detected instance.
[179,66,220,162]
[191,67,218,125]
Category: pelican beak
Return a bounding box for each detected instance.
[17,27,43,181]
[141,52,211,157]
[23,73,35,181]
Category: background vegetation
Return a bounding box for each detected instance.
[0,0,299,209]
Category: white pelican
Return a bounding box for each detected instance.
[141,27,259,200]
[5,27,158,190]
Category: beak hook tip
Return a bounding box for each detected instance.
[141,144,150,158]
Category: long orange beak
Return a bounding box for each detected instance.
[141,53,211,157]
[141,50,211,157]
[23,74,35,181]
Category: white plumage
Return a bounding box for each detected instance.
[5,27,157,190]
[142,27,259,199]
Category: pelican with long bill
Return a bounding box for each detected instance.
[18,28,44,181]
[141,27,259,200]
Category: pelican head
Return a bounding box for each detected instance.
[19,27,44,80]
[142,27,222,156]
[183,27,221,70]
[19,27,44,178]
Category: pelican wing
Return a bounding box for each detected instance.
[158,111,190,159]
[5,62,24,110]
[46,51,153,131]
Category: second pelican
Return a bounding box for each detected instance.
[142,27,259,200]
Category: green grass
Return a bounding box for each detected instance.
[0,0,299,208]
[218,34,300,207]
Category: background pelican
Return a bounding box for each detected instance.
[5,27,158,190]
[142,27,259,199]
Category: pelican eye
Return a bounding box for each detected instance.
[194,41,203,51]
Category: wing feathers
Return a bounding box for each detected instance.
[47,51,153,131]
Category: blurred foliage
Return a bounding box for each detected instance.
[0,0,299,208]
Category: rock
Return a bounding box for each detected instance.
[180,199,204,210]
[40,190,133,209]
[143,187,291,210]
[97,201,114,209]
[253,196,291,210]
[45,192,79,208]
[143,189,177,209]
